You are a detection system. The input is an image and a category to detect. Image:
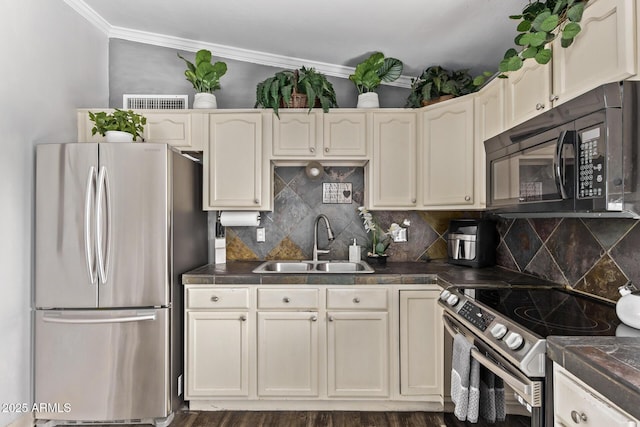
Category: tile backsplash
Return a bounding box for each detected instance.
[225,166,477,263]
[494,216,638,301]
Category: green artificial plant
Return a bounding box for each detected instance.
[405,66,490,108]
[177,49,228,93]
[88,109,146,141]
[349,52,404,94]
[499,0,587,73]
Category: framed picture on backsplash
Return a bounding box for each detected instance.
[322,183,352,204]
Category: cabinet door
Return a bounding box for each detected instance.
[186,311,249,398]
[204,113,266,209]
[144,111,206,150]
[323,111,368,157]
[421,96,475,207]
[369,113,417,209]
[327,311,389,397]
[504,60,552,128]
[257,312,319,397]
[552,0,636,106]
[399,290,443,396]
[272,112,320,157]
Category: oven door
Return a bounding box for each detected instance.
[443,312,544,426]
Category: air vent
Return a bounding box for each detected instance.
[123,94,188,110]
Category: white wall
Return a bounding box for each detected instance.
[0,2,108,426]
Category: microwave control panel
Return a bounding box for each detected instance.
[578,127,605,199]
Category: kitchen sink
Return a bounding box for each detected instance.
[253,260,374,274]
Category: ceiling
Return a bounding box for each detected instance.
[70,0,529,87]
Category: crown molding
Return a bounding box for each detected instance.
[62,0,110,35]
[65,1,413,88]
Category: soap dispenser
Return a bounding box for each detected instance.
[349,238,361,262]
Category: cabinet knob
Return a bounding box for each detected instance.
[254,198,260,204]
[465,195,471,201]
[535,103,545,110]
[311,315,318,322]
[211,296,219,302]
[353,297,360,304]
[282,297,290,303]
[570,410,587,423]
[325,147,330,153]
[309,147,315,153]
[549,94,559,102]
[240,315,247,321]
[328,315,334,322]
[411,198,417,204]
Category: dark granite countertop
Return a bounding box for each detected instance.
[547,336,640,420]
[181,259,553,286]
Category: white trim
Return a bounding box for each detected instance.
[63,1,413,88]
[62,0,110,35]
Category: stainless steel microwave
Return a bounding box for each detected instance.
[484,81,640,218]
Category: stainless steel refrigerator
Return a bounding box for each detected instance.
[34,143,207,426]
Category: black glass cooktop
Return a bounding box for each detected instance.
[469,287,619,338]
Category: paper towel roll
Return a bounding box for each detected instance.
[219,211,260,227]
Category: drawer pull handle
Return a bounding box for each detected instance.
[353,297,361,303]
[240,315,247,322]
[570,410,587,423]
[211,296,219,302]
[311,315,317,322]
[283,297,290,303]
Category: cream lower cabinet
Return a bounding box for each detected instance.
[553,363,639,426]
[185,287,251,398]
[204,113,270,210]
[368,112,417,209]
[399,290,443,396]
[257,288,320,397]
[420,96,476,208]
[326,288,390,398]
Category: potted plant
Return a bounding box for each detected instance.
[255,66,338,118]
[499,0,587,73]
[88,109,146,142]
[177,49,228,108]
[405,66,490,108]
[357,207,395,265]
[349,52,403,108]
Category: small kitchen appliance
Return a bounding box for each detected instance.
[447,219,496,268]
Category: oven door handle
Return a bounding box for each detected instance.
[443,313,542,408]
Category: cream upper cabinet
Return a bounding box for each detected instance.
[271,110,368,159]
[77,109,206,150]
[322,111,368,157]
[368,112,417,209]
[399,290,443,396]
[552,0,637,105]
[203,113,270,210]
[504,60,553,129]
[272,111,321,157]
[553,363,639,426]
[420,96,476,208]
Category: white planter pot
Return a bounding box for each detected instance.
[105,130,134,143]
[357,92,379,108]
[193,93,217,109]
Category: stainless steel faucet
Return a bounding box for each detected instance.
[313,214,335,261]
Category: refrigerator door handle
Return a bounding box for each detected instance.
[96,166,112,284]
[42,311,157,324]
[84,166,97,285]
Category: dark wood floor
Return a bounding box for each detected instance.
[79,410,530,427]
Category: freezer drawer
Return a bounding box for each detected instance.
[35,308,170,422]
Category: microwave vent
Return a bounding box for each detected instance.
[123,94,188,110]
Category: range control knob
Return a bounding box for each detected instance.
[490,323,508,339]
[446,294,460,306]
[505,332,524,350]
[439,290,451,301]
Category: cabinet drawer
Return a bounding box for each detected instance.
[257,288,319,309]
[326,288,388,310]
[554,366,637,426]
[186,288,249,309]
